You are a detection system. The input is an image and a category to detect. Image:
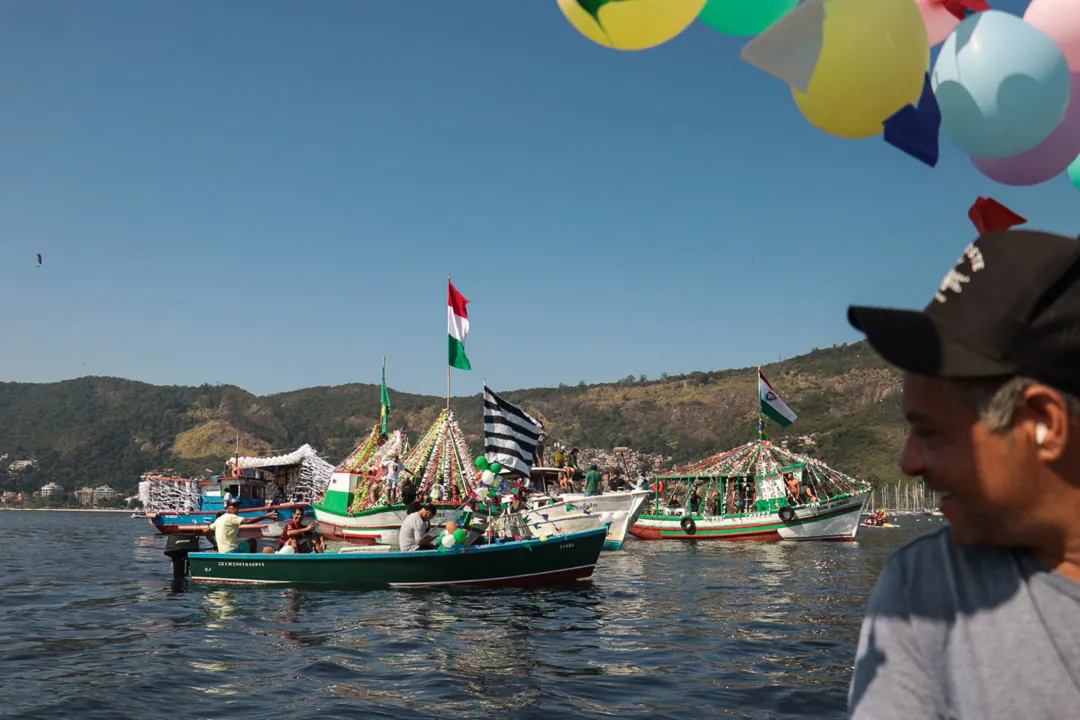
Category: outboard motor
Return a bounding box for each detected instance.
[164,533,202,580]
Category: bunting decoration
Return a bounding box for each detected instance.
[402,409,477,503]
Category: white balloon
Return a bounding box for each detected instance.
[441,534,456,548]
[481,470,496,485]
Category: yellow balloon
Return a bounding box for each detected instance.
[793,0,929,139]
[556,0,707,51]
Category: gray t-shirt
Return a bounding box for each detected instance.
[849,525,1080,719]
[398,511,428,552]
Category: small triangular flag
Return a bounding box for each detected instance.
[883,73,941,167]
[739,0,826,93]
[968,197,1027,234]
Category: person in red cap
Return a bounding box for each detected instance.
[846,229,1080,718]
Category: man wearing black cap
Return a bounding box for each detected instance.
[846,229,1080,718]
[399,503,437,552]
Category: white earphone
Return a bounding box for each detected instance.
[1036,424,1048,446]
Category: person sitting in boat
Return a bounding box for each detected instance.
[279,507,316,553]
[399,503,437,552]
[208,500,278,553]
[554,446,565,469]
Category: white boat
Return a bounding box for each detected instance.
[630,440,872,542]
[519,467,650,549]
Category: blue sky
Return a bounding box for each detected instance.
[1,0,1075,397]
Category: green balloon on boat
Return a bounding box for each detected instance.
[453,528,467,543]
[699,0,798,36]
[475,456,490,471]
[490,462,502,474]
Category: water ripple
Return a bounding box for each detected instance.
[0,510,938,718]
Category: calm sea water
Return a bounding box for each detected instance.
[0,511,940,719]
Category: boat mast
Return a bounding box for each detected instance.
[446,273,452,412]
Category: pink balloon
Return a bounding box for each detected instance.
[972,73,1080,186]
[1025,0,1080,72]
[914,0,961,47]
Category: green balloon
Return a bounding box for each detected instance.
[699,0,798,37]
[490,462,502,475]
[475,456,490,471]
[1069,154,1080,191]
[453,528,467,543]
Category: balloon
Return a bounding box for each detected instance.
[914,0,961,47]
[1069,154,1080,191]
[475,456,490,471]
[1025,0,1080,72]
[792,0,929,139]
[932,11,1071,159]
[490,462,502,475]
[539,534,550,542]
[441,534,456,549]
[556,0,706,51]
[699,0,797,37]
[971,73,1080,186]
[453,528,467,543]
[445,520,458,535]
[481,470,496,485]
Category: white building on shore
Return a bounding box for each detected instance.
[40,482,65,501]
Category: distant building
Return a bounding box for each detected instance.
[40,482,64,500]
[75,487,95,506]
[1,491,16,503]
[8,459,36,471]
[93,485,119,505]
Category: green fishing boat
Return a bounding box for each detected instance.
[188,525,607,588]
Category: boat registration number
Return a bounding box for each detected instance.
[559,543,574,549]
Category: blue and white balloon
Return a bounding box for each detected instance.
[932,10,1072,158]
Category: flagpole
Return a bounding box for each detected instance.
[446,274,451,412]
[757,367,766,442]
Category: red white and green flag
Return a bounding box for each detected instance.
[448,279,471,371]
[759,370,796,428]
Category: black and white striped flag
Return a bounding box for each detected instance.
[483,384,544,477]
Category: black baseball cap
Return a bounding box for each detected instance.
[848,229,1080,396]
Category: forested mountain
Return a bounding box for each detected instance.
[0,341,906,495]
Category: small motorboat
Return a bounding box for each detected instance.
[172,525,608,589]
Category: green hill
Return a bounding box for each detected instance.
[0,341,908,496]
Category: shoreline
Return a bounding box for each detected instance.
[0,507,135,513]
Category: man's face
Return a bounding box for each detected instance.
[294,509,303,522]
[420,509,434,521]
[900,372,1037,546]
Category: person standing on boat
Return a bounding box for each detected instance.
[383,455,401,503]
[583,463,603,497]
[208,499,278,553]
[847,229,1080,718]
[399,503,437,552]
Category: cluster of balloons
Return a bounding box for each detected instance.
[437,519,469,550]
[474,455,504,490]
[556,0,1080,190]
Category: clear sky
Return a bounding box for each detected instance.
[1,0,1076,397]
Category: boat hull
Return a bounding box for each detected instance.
[521,490,650,550]
[148,503,313,538]
[630,493,868,542]
[189,526,607,588]
[313,502,464,546]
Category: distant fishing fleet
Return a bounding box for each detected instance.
[145,279,894,590]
